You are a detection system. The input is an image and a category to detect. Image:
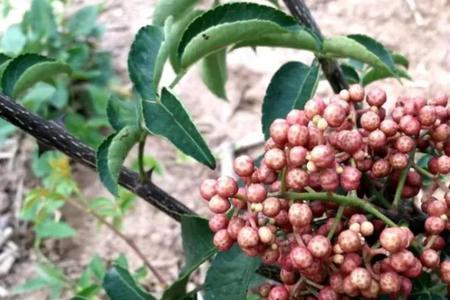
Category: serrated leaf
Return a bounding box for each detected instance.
[106,96,138,131]
[143,88,215,168]
[0,24,26,55]
[392,52,409,69]
[128,25,165,100]
[203,245,261,300]
[262,61,319,139]
[323,34,396,74]
[340,64,360,84]
[67,5,99,37]
[153,0,198,26]
[361,66,411,86]
[178,2,318,67]
[34,220,76,239]
[1,54,70,97]
[200,49,227,100]
[97,126,141,195]
[103,265,156,300]
[162,216,216,300]
[167,10,202,73]
[29,0,57,37]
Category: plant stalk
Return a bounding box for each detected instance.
[392,148,416,208]
[282,191,396,227]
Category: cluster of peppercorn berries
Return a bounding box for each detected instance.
[199,85,450,299]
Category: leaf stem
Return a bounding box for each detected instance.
[138,134,148,182]
[70,195,167,286]
[282,191,396,227]
[169,70,187,89]
[392,148,416,208]
[413,164,434,178]
[327,205,344,239]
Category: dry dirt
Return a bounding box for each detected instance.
[2,0,450,299]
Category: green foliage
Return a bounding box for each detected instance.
[103,265,156,300]
[142,88,216,168]
[153,0,198,26]
[178,2,318,67]
[163,216,216,299]
[262,61,319,139]
[200,49,228,100]
[97,126,141,195]
[411,272,448,299]
[204,245,261,300]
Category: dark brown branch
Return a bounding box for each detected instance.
[0,93,194,221]
[282,0,348,93]
[0,93,277,280]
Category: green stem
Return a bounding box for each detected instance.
[169,70,186,89]
[327,205,344,239]
[138,134,148,182]
[280,167,288,194]
[413,164,435,179]
[392,148,416,208]
[282,192,396,227]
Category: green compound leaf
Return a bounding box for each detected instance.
[361,66,411,86]
[103,265,156,300]
[97,126,141,195]
[200,49,227,100]
[178,2,319,68]
[1,54,70,97]
[340,64,360,84]
[262,61,320,140]
[411,272,448,300]
[29,0,57,38]
[67,5,100,37]
[162,216,216,300]
[153,0,198,26]
[128,25,165,100]
[142,88,215,169]
[203,245,261,300]
[34,220,75,239]
[392,52,409,69]
[106,96,138,131]
[323,34,397,74]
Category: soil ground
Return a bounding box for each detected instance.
[1,0,450,299]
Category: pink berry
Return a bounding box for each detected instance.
[209,195,231,213]
[307,235,331,258]
[264,148,286,170]
[380,227,405,253]
[258,226,274,244]
[395,135,415,153]
[286,168,309,190]
[246,183,267,203]
[288,203,313,228]
[380,119,399,137]
[338,230,361,253]
[291,246,313,269]
[216,176,238,198]
[268,285,289,300]
[431,124,450,142]
[288,146,308,167]
[350,267,371,290]
[286,109,309,125]
[360,111,381,131]
[437,155,450,174]
[418,105,437,126]
[349,84,365,102]
[200,179,216,200]
[368,129,386,149]
[209,214,229,232]
[262,197,281,217]
[389,152,408,170]
[233,155,254,177]
[399,115,420,136]
[323,103,347,127]
[237,226,259,248]
[425,216,445,234]
[213,229,234,251]
[420,249,440,268]
[320,168,339,192]
[371,159,391,178]
[340,166,362,191]
[390,250,415,272]
[227,216,245,239]
[366,87,387,107]
[270,119,289,145]
[338,130,363,154]
[379,272,401,294]
[287,124,309,146]
[310,145,335,168]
